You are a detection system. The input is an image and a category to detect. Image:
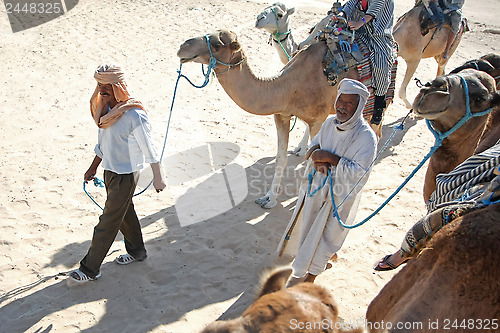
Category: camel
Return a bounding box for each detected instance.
[202,267,364,333]
[257,2,465,109]
[366,203,500,333]
[449,53,500,154]
[412,69,500,202]
[450,53,500,89]
[255,2,298,65]
[177,30,383,208]
[255,2,339,64]
[394,2,466,109]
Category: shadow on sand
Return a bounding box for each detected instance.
[0,117,418,332]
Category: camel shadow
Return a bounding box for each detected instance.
[374,115,419,165]
[1,130,425,331]
[0,153,306,332]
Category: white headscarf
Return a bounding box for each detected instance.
[333,78,370,131]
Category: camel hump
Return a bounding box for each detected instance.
[255,266,293,299]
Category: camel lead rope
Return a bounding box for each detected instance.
[308,74,494,229]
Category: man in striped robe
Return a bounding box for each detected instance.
[337,0,396,125]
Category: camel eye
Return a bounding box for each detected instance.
[475,96,486,104]
[277,12,283,18]
[212,43,222,51]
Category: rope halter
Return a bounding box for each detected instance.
[268,6,292,60]
[204,34,245,76]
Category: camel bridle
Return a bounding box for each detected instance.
[204,34,245,76]
[425,74,494,143]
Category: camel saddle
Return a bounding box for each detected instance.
[319,22,365,87]
[417,3,469,36]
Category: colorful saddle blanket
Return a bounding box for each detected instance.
[320,26,397,118]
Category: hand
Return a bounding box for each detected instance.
[84,168,96,183]
[311,149,341,167]
[154,178,166,193]
[314,162,331,175]
[311,149,331,163]
[348,20,364,30]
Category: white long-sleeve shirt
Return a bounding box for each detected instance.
[94,107,159,174]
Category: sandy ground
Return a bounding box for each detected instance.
[0,0,498,332]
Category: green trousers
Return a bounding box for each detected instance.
[80,170,147,278]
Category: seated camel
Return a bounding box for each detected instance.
[449,53,500,154]
[177,30,389,209]
[366,202,500,332]
[412,69,500,202]
[202,267,363,333]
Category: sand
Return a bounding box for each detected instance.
[0,0,498,332]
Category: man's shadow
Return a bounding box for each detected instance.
[0,153,306,332]
[0,118,421,331]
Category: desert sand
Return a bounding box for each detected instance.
[0,0,498,332]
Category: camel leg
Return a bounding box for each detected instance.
[292,122,309,156]
[255,114,291,209]
[398,59,421,109]
[423,165,437,202]
[435,56,448,77]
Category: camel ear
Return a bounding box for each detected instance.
[256,267,293,299]
[477,60,495,72]
[287,7,296,16]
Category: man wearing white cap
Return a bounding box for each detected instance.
[278,78,377,283]
[69,64,166,283]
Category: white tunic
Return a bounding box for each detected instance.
[278,116,377,277]
[94,107,159,174]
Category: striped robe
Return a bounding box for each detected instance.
[342,0,396,96]
[426,141,500,212]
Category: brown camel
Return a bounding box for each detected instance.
[448,53,500,154]
[366,203,500,333]
[177,30,382,209]
[395,2,466,109]
[412,69,500,202]
[257,2,465,109]
[202,267,364,333]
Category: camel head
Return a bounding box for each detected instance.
[177,30,242,68]
[201,267,363,332]
[413,69,500,130]
[255,2,295,34]
[450,53,500,89]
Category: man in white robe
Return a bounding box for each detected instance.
[278,78,377,282]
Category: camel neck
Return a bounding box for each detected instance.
[214,51,288,116]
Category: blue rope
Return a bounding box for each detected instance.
[306,168,329,197]
[83,43,223,210]
[307,74,493,228]
[84,34,245,210]
[83,177,105,210]
[270,7,292,61]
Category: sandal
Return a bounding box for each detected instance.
[69,269,101,283]
[374,254,409,272]
[114,253,137,265]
